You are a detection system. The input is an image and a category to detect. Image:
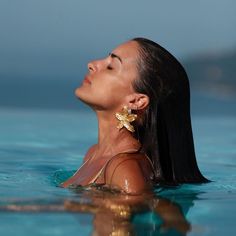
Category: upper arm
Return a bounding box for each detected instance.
[105,155,151,195]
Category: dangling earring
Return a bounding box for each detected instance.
[115,105,137,133]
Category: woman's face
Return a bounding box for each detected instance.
[75,40,140,111]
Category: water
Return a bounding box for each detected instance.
[0,96,236,235]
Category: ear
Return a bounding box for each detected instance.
[126,93,149,110]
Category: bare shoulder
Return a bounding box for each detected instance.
[83,144,97,163]
[105,153,152,194]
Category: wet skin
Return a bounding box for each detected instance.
[61,41,153,194]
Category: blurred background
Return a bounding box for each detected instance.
[0,0,235,115]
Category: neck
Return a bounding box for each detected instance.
[95,109,140,155]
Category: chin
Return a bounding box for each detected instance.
[74,87,87,101]
[74,86,109,110]
[74,87,81,98]
[74,87,94,107]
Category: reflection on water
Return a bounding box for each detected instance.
[0,184,197,235]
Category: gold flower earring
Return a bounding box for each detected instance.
[115,106,137,133]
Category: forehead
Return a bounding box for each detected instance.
[111,41,139,64]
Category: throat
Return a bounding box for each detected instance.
[97,131,141,156]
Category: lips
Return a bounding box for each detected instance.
[83,75,91,84]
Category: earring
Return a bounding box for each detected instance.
[115,106,137,133]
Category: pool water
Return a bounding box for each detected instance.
[0,99,236,235]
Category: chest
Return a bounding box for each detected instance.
[71,157,108,186]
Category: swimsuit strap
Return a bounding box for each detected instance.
[89,146,154,184]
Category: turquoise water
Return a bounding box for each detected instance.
[0,99,236,235]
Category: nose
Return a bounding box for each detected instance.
[87,61,96,73]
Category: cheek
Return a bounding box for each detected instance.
[113,76,133,95]
[93,78,127,105]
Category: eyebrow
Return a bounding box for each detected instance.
[109,52,122,64]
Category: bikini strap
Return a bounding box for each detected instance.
[89,146,154,184]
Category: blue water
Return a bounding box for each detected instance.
[0,96,236,235]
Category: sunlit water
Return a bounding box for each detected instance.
[0,96,236,235]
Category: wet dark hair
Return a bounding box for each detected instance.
[131,37,210,185]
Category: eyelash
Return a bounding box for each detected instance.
[107,65,113,70]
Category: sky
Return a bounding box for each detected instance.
[0,0,235,80]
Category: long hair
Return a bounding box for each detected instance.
[131,37,210,185]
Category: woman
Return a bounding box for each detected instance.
[61,37,210,194]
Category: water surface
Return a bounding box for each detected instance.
[0,100,235,235]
